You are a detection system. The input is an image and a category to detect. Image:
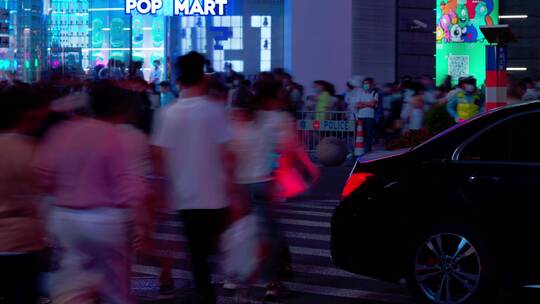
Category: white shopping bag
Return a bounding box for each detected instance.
[221,214,260,283]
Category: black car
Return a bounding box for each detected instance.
[331,101,540,304]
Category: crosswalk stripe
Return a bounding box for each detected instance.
[289,246,330,257]
[275,209,332,217]
[140,242,359,279]
[132,265,409,303]
[278,218,330,228]
[158,209,332,221]
[151,249,188,259]
[285,231,330,242]
[291,263,371,279]
[216,296,277,304]
[153,231,331,243]
[162,221,182,227]
[146,244,331,262]
[278,203,336,211]
[160,203,336,215]
[160,218,331,229]
[134,259,370,281]
[287,199,340,204]
[154,232,185,242]
[283,281,410,303]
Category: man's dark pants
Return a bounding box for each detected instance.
[360,117,375,153]
[180,208,228,304]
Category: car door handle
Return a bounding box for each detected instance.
[469,175,503,184]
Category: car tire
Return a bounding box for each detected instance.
[405,225,498,304]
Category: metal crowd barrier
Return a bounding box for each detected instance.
[296,111,357,154]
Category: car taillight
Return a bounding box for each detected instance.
[341,173,373,199]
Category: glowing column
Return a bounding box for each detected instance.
[485,45,508,110]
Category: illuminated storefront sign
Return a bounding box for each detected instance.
[125,0,228,16]
[435,0,499,86]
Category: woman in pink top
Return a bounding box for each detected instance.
[36,83,149,304]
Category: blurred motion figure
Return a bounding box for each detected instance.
[0,85,48,304]
[36,82,149,304]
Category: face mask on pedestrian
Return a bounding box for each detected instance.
[464,84,475,93]
[313,87,322,94]
[362,84,371,91]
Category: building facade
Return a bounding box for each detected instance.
[2,0,538,87]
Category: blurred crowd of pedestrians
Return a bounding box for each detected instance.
[301,74,540,153]
[2,48,540,303]
[0,52,319,304]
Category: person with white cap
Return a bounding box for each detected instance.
[345,75,363,119]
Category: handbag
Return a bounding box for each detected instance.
[268,111,320,199]
[220,214,260,283]
[274,145,319,199]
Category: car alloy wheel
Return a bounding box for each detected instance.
[414,233,482,304]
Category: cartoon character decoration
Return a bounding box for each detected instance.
[463,25,478,42]
[456,1,470,28]
[437,0,496,44]
[450,24,466,42]
[440,0,458,15]
[436,26,446,42]
[472,1,489,28]
[437,9,457,43]
[483,0,496,25]
[437,14,451,42]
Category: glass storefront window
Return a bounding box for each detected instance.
[0,0,284,83]
[85,1,164,81]
[0,0,46,83]
[48,0,90,76]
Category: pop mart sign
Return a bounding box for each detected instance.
[435,0,499,86]
[125,0,228,16]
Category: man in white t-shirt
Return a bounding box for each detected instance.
[151,52,233,304]
[349,77,378,154]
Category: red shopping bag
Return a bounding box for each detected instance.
[274,145,320,199]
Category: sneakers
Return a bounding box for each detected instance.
[265,282,289,301]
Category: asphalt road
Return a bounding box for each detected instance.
[132,199,413,304]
